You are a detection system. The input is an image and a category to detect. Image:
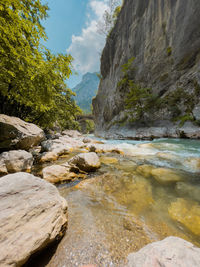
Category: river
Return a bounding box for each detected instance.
[29,137,200,267]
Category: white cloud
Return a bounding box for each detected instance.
[67,0,108,74]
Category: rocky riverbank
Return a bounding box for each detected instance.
[1,114,200,266]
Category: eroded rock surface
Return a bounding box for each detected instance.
[127,236,200,267]
[0,114,45,151]
[42,163,77,184]
[0,172,68,267]
[93,0,200,139]
[0,150,33,175]
[69,152,101,172]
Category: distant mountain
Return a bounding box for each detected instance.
[72,72,99,113]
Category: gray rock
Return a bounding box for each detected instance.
[0,150,33,175]
[62,130,82,138]
[82,137,92,143]
[69,152,101,172]
[127,236,200,267]
[93,0,200,139]
[40,136,84,163]
[193,103,200,121]
[0,172,68,267]
[0,114,45,151]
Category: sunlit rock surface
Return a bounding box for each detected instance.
[127,236,200,267]
[69,152,101,172]
[0,172,67,267]
[0,150,33,175]
[0,114,45,151]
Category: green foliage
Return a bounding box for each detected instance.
[118,57,198,127]
[85,119,95,134]
[166,46,172,56]
[174,114,194,127]
[0,0,81,129]
[113,5,121,22]
[118,57,153,122]
[121,57,135,73]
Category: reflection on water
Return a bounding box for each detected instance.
[41,138,200,266]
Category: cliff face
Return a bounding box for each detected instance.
[93,0,200,139]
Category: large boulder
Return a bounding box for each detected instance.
[0,172,68,267]
[69,152,101,172]
[0,114,45,151]
[127,236,200,267]
[0,150,33,175]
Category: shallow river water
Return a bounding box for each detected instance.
[30,138,200,267]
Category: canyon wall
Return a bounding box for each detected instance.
[93,0,200,139]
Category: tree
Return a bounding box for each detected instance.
[0,0,81,129]
[97,0,122,36]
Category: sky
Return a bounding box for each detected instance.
[41,0,109,88]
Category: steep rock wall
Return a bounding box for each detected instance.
[93,0,200,139]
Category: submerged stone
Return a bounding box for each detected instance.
[100,156,118,165]
[151,168,182,184]
[168,198,200,236]
[136,164,155,178]
[176,182,200,202]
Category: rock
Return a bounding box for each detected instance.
[100,156,118,165]
[193,103,200,121]
[0,114,45,151]
[127,236,200,267]
[40,151,59,163]
[120,177,154,214]
[82,137,92,143]
[0,158,8,175]
[136,165,155,178]
[40,136,84,163]
[69,152,101,172]
[42,164,77,184]
[87,143,123,154]
[151,168,182,184]
[176,182,200,202]
[0,150,33,175]
[0,172,67,267]
[62,130,82,138]
[168,198,200,236]
[93,0,200,139]
[40,139,73,163]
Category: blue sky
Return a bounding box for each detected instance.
[42,0,108,88]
